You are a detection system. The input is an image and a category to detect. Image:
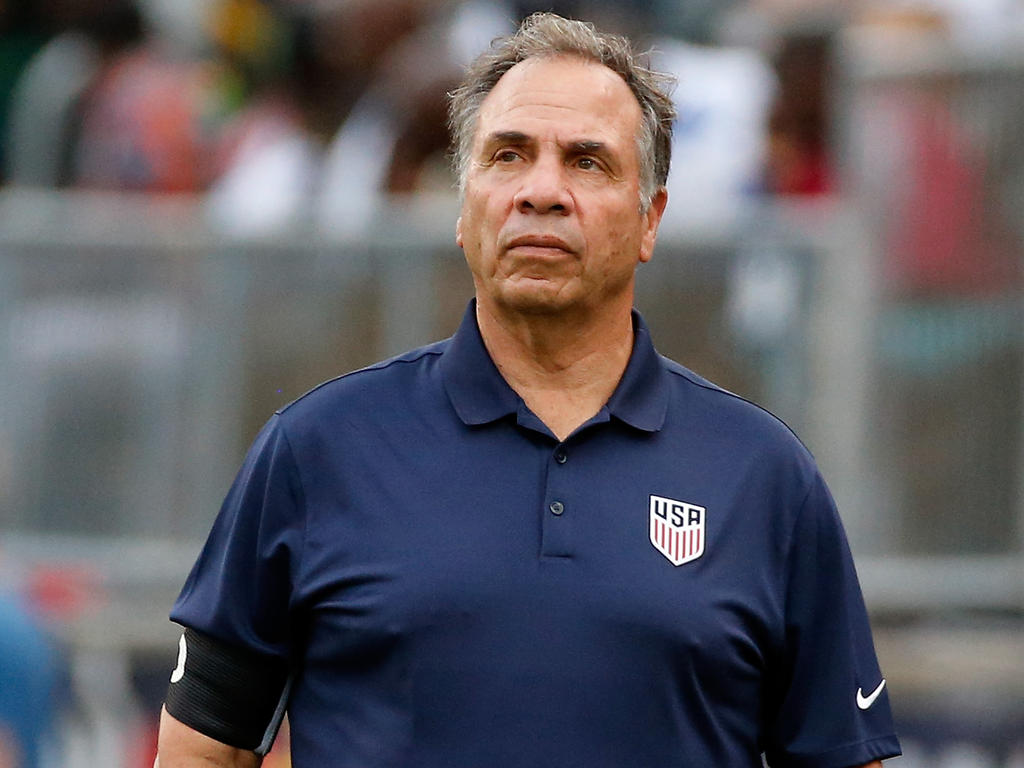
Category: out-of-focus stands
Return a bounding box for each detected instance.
[2,1,1024,766]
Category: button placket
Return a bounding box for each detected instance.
[541,442,574,558]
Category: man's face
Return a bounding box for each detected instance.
[456,55,667,319]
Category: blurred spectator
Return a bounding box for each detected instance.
[852,4,1021,296]
[921,0,1024,52]
[883,86,1019,294]
[208,0,508,237]
[6,0,221,191]
[1,0,100,187]
[205,0,344,236]
[315,0,493,235]
[70,2,220,192]
[0,0,50,184]
[763,29,835,196]
[0,583,58,768]
[654,37,775,234]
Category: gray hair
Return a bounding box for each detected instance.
[448,12,676,211]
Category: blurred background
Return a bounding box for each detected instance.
[1,0,1022,765]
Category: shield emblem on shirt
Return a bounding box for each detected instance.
[649,495,706,566]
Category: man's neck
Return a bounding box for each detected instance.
[475,299,635,441]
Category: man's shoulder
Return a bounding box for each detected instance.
[275,338,451,423]
[658,354,809,455]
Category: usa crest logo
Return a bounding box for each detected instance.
[649,495,706,566]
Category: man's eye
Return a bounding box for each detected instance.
[575,157,599,170]
[495,150,521,163]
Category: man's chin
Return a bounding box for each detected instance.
[494,285,577,316]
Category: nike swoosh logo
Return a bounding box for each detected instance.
[170,633,187,684]
[856,679,886,710]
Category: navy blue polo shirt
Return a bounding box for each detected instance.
[171,302,900,768]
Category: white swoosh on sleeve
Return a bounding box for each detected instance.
[856,679,886,710]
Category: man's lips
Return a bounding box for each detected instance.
[505,234,576,254]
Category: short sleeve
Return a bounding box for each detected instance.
[763,473,901,768]
[171,415,305,661]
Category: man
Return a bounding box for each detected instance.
[157,13,901,768]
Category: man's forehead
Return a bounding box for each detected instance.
[474,56,641,144]
[484,55,633,106]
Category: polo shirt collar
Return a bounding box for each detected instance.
[606,309,670,432]
[441,300,669,433]
[440,301,520,425]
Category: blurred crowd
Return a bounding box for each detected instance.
[3,0,1023,237]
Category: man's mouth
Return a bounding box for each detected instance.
[506,234,575,254]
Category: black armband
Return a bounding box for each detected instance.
[164,627,291,754]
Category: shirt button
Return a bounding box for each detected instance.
[554,449,567,464]
[549,501,564,516]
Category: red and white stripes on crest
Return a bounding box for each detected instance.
[650,518,702,560]
[648,495,706,566]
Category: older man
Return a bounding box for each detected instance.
[156,13,900,768]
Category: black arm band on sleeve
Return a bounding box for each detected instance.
[164,627,291,753]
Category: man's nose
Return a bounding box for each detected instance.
[512,158,574,215]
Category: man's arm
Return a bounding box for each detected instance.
[156,707,262,768]
[856,762,883,768]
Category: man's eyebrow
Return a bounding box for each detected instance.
[568,140,607,154]
[484,131,531,146]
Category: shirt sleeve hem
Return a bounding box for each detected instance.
[766,733,902,767]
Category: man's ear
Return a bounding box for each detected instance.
[639,188,668,264]
[455,216,464,248]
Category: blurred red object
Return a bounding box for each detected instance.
[72,48,217,192]
[884,93,1020,295]
[25,564,103,621]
